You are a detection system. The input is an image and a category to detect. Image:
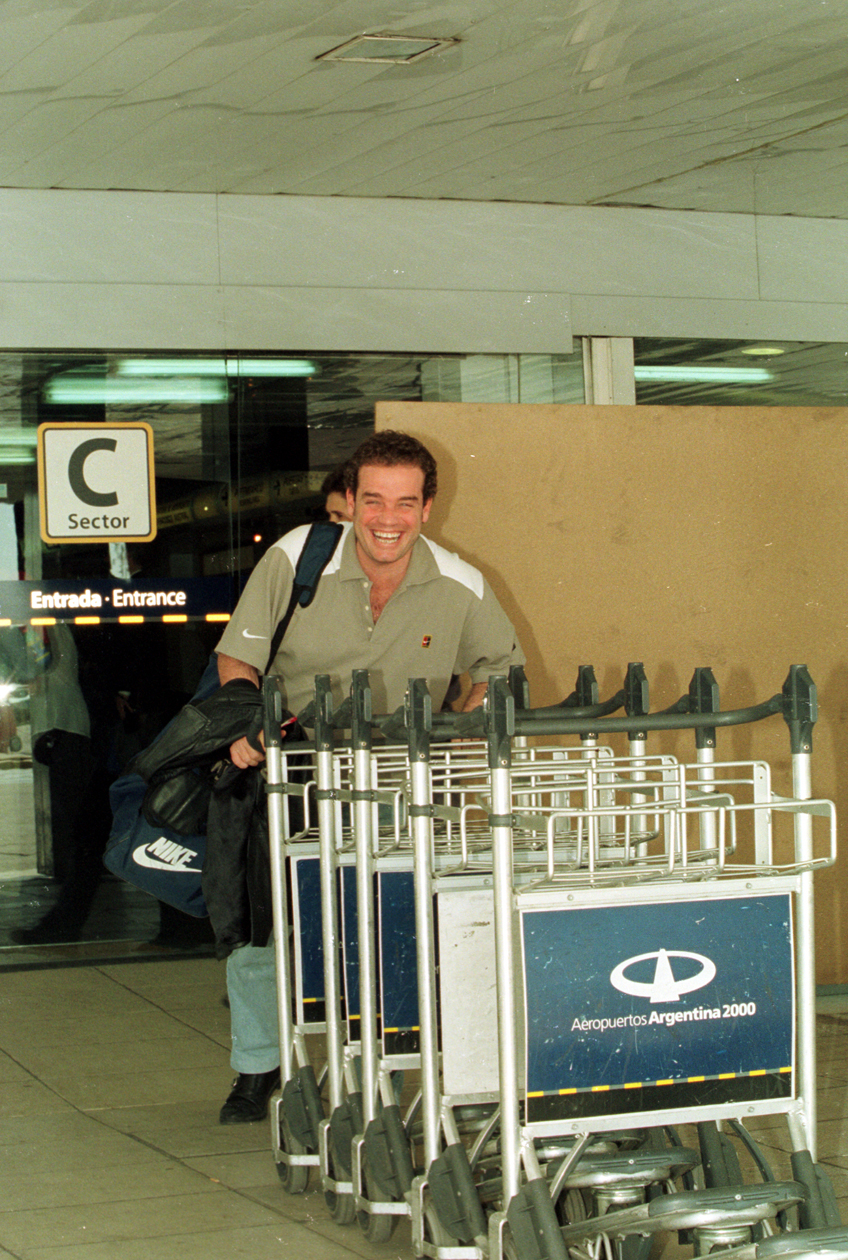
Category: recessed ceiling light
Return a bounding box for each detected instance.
[316,32,460,64]
[740,345,786,357]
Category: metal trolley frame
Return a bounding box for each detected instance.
[262,662,843,1260]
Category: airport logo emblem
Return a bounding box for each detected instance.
[609,948,717,1004]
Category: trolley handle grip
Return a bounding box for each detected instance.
[258,676,279,751]
[516,688,625,723]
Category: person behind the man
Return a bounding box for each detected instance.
[320,464,351,523]
[214,429,524,1122]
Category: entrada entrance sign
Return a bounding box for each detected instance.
[37,422,157,544]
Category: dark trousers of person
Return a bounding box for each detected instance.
[40,730,113,935]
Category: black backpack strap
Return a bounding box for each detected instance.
[264,521,344,674]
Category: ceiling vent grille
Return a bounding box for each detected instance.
[316,32,460,64]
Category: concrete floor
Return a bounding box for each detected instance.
[1,958,847,1260]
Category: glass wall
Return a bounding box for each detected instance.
[633,339,848,407]
[8,334,840,961]
[0,348,582,961]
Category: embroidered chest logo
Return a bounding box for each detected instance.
[421,635,432,648]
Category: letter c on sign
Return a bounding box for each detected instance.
[68,438,119,507]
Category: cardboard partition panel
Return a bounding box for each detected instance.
[376,401,848,983]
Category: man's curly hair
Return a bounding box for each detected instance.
[345,430,438,503]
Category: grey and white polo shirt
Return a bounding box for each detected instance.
[216,523,524,716]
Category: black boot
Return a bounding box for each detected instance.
[218,1069,281,1124]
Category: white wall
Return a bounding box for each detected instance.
[0,189,846,350]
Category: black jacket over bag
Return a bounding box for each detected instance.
[131,677,303,957]
[122,522,342,957]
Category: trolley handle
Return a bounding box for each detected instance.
[344,689,785,743]
[296,665,817,752]
[260,676,305,751]
[260,676,280,750]
[624,661,650,718]
[509,692,785,739]
[506,688,626,724]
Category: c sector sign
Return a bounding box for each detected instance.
[37,422,157,544]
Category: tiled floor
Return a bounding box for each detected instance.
[1,960,847,1260]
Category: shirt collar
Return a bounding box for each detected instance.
[339,531,439,588]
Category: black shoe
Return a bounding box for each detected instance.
[218,1069,281,1125]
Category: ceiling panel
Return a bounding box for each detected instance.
[0,0,844,217]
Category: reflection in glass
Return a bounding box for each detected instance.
[634,339,848,407]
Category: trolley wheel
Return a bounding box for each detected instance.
[276,1118,310,1195]
[326,1186,356,1226]
[357,1207,395,1243]
[555,1186,589,1226]
[415,1202,463,1260]
[502,1224,521,1260]
[325,1139,356,1226]
[357,1166,397,1243]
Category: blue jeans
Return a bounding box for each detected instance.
[228,804,399,1074]
[226,942,280,1073]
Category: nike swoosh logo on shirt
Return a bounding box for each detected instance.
[242,629,265,639]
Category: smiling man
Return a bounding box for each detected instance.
[219,431,518,765]
[213,429,523,1123]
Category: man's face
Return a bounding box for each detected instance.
[324,490,351,523]
[347,462,432,571]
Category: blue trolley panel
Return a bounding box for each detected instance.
[378,869,421,1055]
[522,893,794,1124]
[341,864,361,1039]
[292,856,325,1024]
[341,866,421,1052]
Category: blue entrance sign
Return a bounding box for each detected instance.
[0,577,234,625]
[522,894,794,1122]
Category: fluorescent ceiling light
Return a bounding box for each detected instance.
[230,358,318,377]
[115,358,318,378]
[43,377,230,405]
[116,358,227,377]
[0,431,38,465]
[0,430,38,446]
[316,32,460,63]
[0,450,36,465]
[634,365,774,384]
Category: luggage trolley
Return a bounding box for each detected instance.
[261,678,326,1192]
[263,662,843,1260]
[331,671,499,1247]
[264,659,661,1225]
[476,665,841,1260]
[263,670,417,1207]
[261,672,408,1212]
[403,672,652,1259]
[282,669,455,1239]
[339,669,417,1242]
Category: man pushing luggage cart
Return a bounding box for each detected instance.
[212,429,524,1124]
